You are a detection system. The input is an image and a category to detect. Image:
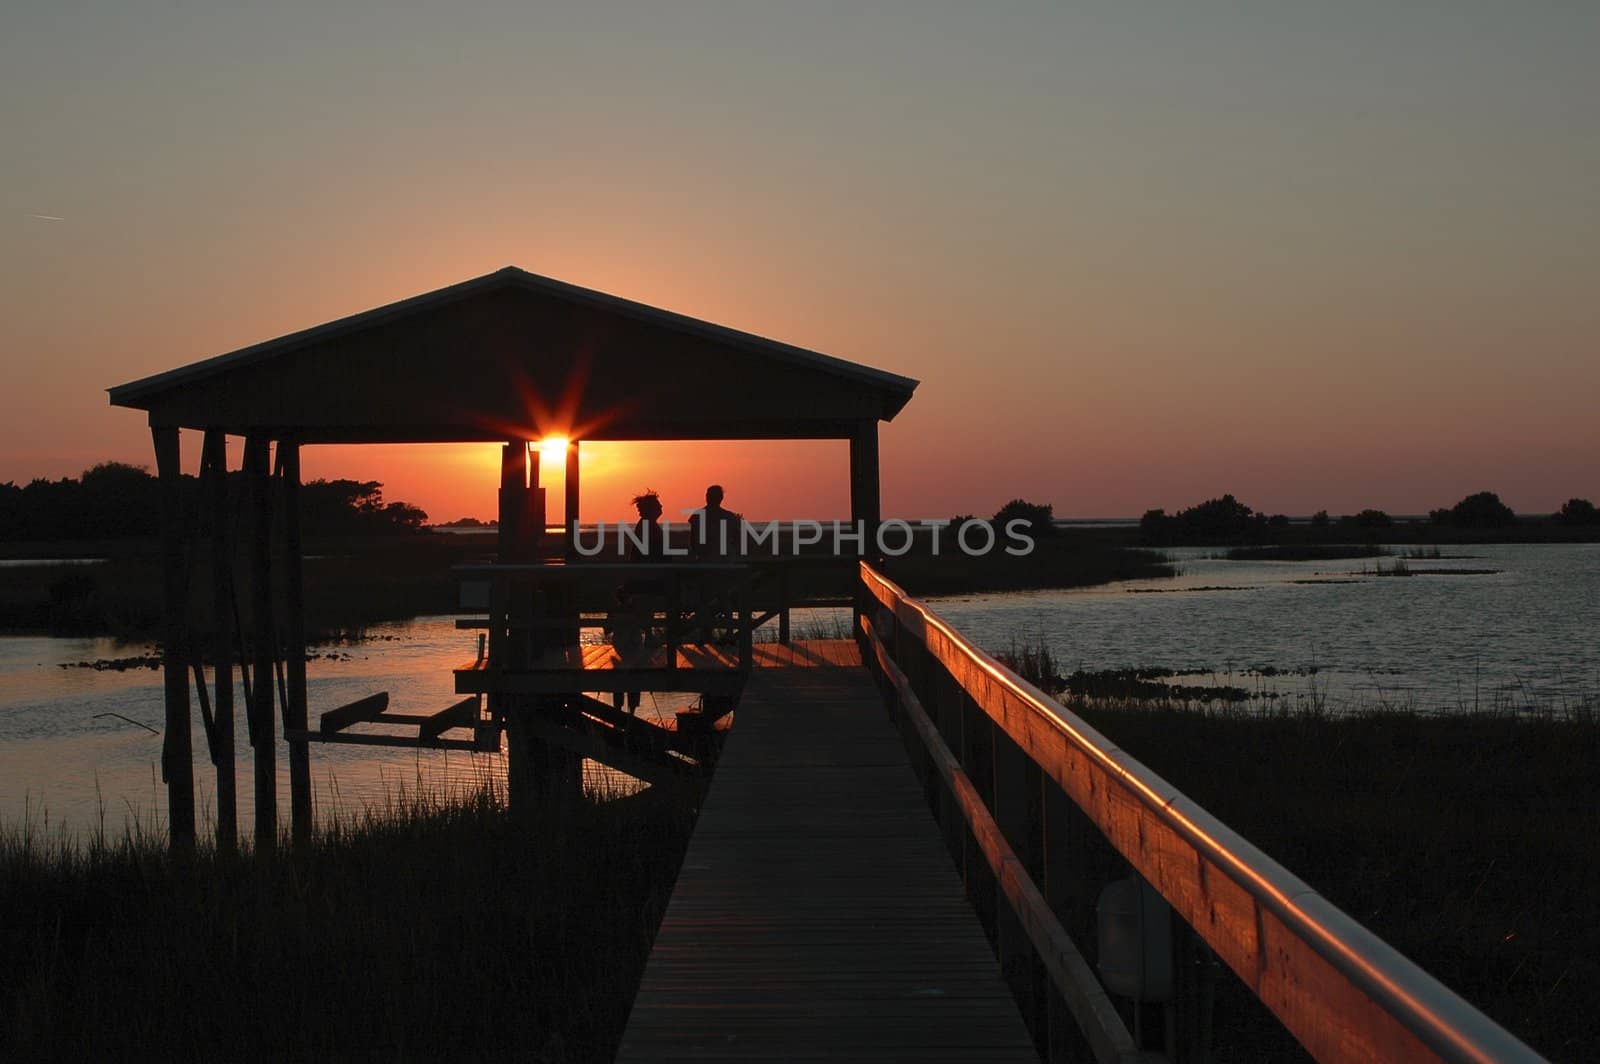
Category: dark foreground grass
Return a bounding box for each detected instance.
[1073,704,1600,1062]
[0,783,698,1063]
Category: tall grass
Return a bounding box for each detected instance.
[1,780,697,1062]
[1071,702,1600,1061]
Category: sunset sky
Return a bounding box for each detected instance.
[3,2,1596,523]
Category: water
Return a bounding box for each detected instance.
[927,543,1600,712]
[3,543,1596,835]
[0,618,695,839]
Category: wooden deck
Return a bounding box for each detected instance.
[617,647,1036,1062]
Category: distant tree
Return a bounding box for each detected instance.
[1173,494,1257,538]
[1556,498,1599,525]
[1138,508,1169,542]
[77,462,161,538]
[0,466,427,541]
[1310,510,1330,528]
[0,481,23,539]
[993,499,1055,537]
[1267,513,1290,528]
[1340,509,1392,529]
[1441,491,1516,528]
[300,480,427,535]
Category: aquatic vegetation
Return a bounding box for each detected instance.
[0,780,698,1061]
[1075,702,1600,1060]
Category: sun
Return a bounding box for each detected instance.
[538,436,570,466]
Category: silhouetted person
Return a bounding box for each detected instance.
[628,490,668,563]
[689,484,740,559]
[688,484,742,643]
[612,490,667,712]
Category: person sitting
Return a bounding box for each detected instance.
[612,490,668,712]
[687,484,743,644]
[689,484,740,560]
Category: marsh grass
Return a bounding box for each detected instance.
[1367,557,1413,577]
[1068,702,1600,1060]
[0,779,697,1062]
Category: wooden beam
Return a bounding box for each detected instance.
[202,430,237,853]
[419,695,481,742]
[516,711,687,787]
[244,434,276,852]
[279,439,312,845]
[285,728,486,753]
[319,691,390,734]
[152,425,195,851]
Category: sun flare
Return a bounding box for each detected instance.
[538,436,570,466]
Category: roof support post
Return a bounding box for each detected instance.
[153,425,196,851]
[498,441,532,812]
[498,441,528,561]
[202,429,237,854]
[279,439,312,846]
[849,420,881,552]
[849,421,881,636]
[564,440,581,561]
[244,434,277,852]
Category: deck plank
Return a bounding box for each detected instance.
[617,661,1035,1062]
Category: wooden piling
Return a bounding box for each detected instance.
[498,441,531,812]
[202,429,237,853]
[280,439,312,845]
[153,425,196,850]
[245,434,276,850]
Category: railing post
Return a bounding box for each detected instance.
[994,715,1042,1037]
[930,644,967,873]
[777,565,791,645]
[1042,775,1095,1062]
[738,570,753,669]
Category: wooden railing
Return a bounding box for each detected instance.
[858,562,1544,1064]
[456,561,758,673]
[455,556,858,663]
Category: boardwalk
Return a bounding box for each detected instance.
[617,646,1036,1063]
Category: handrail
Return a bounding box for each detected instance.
[858,562,1544,1064]
[861,612,1151,1064]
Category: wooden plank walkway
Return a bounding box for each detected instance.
[617,646,1036,1062]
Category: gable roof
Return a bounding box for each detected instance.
[108,267,918,443]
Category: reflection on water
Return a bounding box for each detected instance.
[3,544,1597,835]
[0,618,692,838]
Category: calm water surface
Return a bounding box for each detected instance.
[3,543,1595,835]
[930,543,1600,710]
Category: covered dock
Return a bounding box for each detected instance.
[107,265,916,849]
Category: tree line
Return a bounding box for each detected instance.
[1139,491,1598,544]
[0,462,428,541]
